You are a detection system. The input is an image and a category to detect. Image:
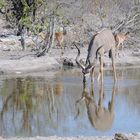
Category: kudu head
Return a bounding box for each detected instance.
[74,43,95,82]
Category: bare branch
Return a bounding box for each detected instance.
[112,4,140,33]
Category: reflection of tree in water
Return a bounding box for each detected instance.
[0,77,64,136]
[76,78,116,131]
[0,77,34,135]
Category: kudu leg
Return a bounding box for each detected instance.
[111,49,117,82]
[109,82,116,112]
[98,78,104,109]
[97,69,101,81]
[116,42,120,58]
[90,68,94,84]
[61,43,64,55]
[121,43,125,56]
[99,56,104,84]
[90,68,94,96]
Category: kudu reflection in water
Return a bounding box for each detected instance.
[76,79,116,131]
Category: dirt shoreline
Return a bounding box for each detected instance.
[0,46,140,75]
[1,133,140,140]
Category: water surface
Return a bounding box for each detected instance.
[0,66,140,137]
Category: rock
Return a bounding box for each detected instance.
[114,133,128,140]
[63,58,74,67]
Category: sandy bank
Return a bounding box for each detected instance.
[0,46,140,75]
[1,133,140,140]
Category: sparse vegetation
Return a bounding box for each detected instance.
[0,0,140,54]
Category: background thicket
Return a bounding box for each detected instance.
[0,0,140,55]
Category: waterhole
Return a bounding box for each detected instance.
[0,66,140,137]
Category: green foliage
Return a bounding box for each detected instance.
[19,0,48,33]
[0,0,6,8]
[19,0,32,27]
[34,23,43,34]
[36,0,44,6]
[62,18,69,25]
[23,2,32,14]
[55,9,64,17]
[20,16,32,28]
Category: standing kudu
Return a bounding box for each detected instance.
[74,28,117,83]
[39,29,66,55]
[115,32,130,57]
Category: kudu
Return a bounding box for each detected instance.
[115,32,130,57]
[39,30,66,55]
[74,28,116,83]
[75,76,116,131]
[55,32,65,55]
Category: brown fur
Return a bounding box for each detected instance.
[39,31,66,55]
[115,32,129,51]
